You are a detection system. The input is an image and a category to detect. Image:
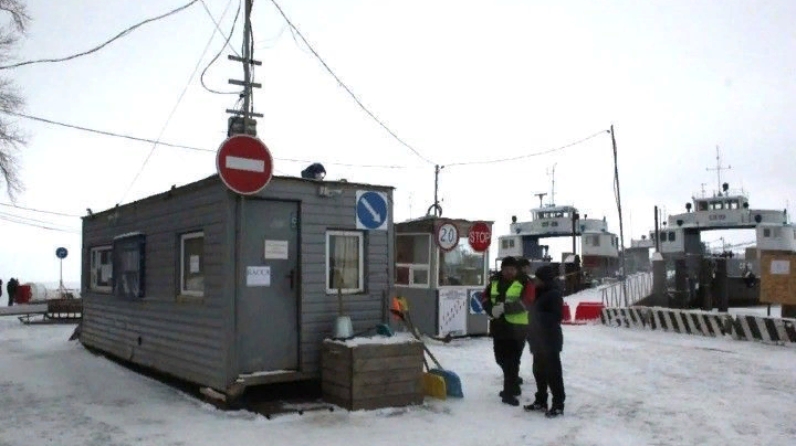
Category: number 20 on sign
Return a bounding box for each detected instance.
[436,221,460,252]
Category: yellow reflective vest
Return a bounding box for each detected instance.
[489,279,529,326]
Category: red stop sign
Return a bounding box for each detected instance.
[468,221,492,252]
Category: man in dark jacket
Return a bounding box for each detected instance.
[523,265,566,417]
[6,278,17,306]
[481,256,533,406]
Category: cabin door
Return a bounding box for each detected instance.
[237,199,300,374]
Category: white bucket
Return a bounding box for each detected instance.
[333,316,354,339]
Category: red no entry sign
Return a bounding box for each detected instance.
[468,221,492,253]
[216,135,274,195]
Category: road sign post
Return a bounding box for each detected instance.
[55,247,68,296]
[216,135,274,195]
[468,222,492,253]
[355,191,389,230]
[435,220,460,252]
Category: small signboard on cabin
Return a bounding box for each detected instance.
[759,252,796,305]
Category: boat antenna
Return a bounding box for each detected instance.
[534,192,547,208]
[547,163,557,206]
[706,145,731,196]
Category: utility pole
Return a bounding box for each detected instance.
[427,164,444,217]
[534,192,547,208]
[706,145,731,195]
[226,0,262,136]
[610,125,629,306]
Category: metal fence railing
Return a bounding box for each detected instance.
[600,272,653,307]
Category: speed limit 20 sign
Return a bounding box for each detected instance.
[435,220,460,252]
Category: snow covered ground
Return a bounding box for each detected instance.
[1,317,795,445]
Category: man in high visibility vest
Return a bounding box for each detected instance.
[482,256,534,406]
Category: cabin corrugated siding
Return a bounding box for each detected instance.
[82,175,394,388]
[254,179,393,375]
[81,181,233,390]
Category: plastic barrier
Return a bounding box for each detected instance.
[14,285,32,304]
[574,301,605,321]
[561,302,587,325]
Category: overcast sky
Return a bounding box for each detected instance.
[1,0,794,284]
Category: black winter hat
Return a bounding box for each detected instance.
[534,265,557,283]
[517,258,531,268]
[500,256,519,269]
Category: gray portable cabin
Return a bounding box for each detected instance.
[80,174,394,400]
[393,217,491,337]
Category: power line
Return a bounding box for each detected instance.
[2,111,406,169]
[200,0,243,95]
[199,0,241,56]
[0,202,81,218]
[445,130,610,167]
[0,0,201,71]
[268,0,435,165]
[120,0,238,204]
[0,213,80,234]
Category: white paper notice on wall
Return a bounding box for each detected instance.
[189,255,200,273]
[438,288,468,337]
[770,260,790,275]
[246,266,271,286]
[264,240,289,260]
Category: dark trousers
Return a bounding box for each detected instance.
[493,338,524,393]
[531,348,565,409]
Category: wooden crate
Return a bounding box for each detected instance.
[321,339,424,411]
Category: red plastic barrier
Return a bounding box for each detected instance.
[561,302,587,325]
[574,301,605,321]
[15,285,32,304]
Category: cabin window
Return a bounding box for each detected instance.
[395,234,431,287]
[591,236,600,247]
[728,200,739,209]
[89,246,113,292]
[180,232,204,297]
[763,228,771,237]
[500,238,516,250]
[112,233,146,299]
[710,201,724,210]
[438,237,486,287]
[668,231,676,242]
[326,231,364,294]
[697,201,708,211]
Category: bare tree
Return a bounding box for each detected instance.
[0,0,28,201]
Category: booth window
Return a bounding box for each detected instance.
[89,246,113,292]
[395,234,431,287]
[438,237,486,287]
[113,233,146,299]
[326,230,364,294]
[180,232,204,296]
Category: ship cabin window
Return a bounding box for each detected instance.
[709,201,724,210]
[727,200,739,210]
[501,238,516,250]
[697,201,708,211]
[763,228,771,238]
[591,235,600,247]
[668,231,676,242]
